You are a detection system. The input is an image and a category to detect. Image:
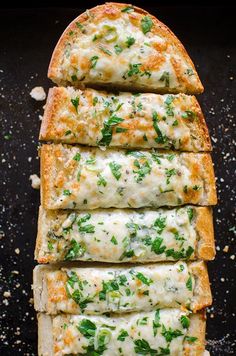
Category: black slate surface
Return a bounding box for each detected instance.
[0,4,235,355]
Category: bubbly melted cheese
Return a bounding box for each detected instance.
[38,206,197,263]
[52,309,195,355]
[41,87,210,151]
[51,4,202,94]
[42,144,215,209]
[45,262,194,315]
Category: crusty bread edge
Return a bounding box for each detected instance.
[184,311,207,356]
[189,261,212,313]
[40,144,55,210]
[48,2,203,94]
[201,154,217,205]
[195,207,215,260]
[38,313,53,356]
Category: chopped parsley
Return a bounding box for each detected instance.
[76,21,85,33]
[73,152,81,161]
[121,6,134,13]
[90,55,99,68]
[192,185,201,191]
[71,96,79,114]
[134,271,153,286]
[99,45,112,56]
[184,336,198,342]
[180,315,190,329]
[187,207,194,222]
[99,115,124,146]
[97,173,107,187]
[141,16,153,34]
[153,216,166,234]
[79,224,95,233]
[153,310,161,336]
[161,325,183,342]
[64,239,86,260]
[71,74,77,81]
[78,319,96,338]
[65,130,72,136]
[116,127,128,133]
[109,161,122,180]
[93,97,98,106]
[182,110,196,120]
[165,168,177,184]
[151,237,166,255]
[160,71,170,87]
[134,339,156,354]
[117,329,129,341]
[152,111,167,144]
[133,159,152,183]
[186,275,193,291]
[126,36,135,48]
[114,44,123,54]
[63,189,71,196]
[111,236,118,245]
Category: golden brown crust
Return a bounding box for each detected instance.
[201,154,217,205]
[193,97,212,151]
[195,207,215,260]
[40,145,55,210]
[38,313,53,356]
[189,261,212,313]
[184,311,206,355]
[48,2,203,94]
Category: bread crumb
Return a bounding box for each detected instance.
[230,255,235,260]
[3,291,11,298]
[30,86,46,101]
[15,248,20,255]
[223,245,229,253]
[29,174,40,189]
[29,298,34,305]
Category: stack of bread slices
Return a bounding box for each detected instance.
[33,3,217,355]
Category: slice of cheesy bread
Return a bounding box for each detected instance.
[40,144,217,210]
[40,87,211,151]
[48,3,203,94]
[35,206,215,263]
[38,310,207,356]
[33,261,211,315]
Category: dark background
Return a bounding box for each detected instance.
[0,2,235,355]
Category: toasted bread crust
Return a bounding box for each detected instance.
[189,261,212,312]
[48,3,203,94]
[196,207,215,260]
[40,87,211,151]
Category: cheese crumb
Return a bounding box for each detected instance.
[223,245,229,253]
[30,86,46,101]
[29,174,40,189]
[15,248,20,255]
[3,291,11,298]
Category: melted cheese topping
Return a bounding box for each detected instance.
[38,206,197,263]
[42,144,215,209]
[45,262,195,315]
[41,87,210,151]
[52,309,195,355]
[50,4,202,94]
